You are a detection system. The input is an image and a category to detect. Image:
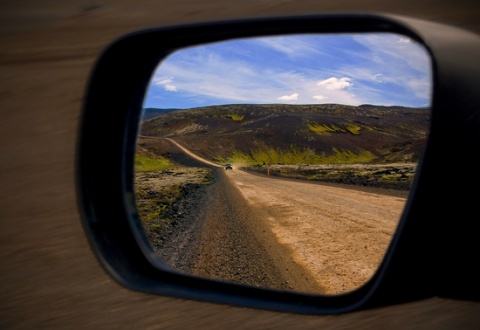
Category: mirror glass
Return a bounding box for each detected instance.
[135,33,431,295]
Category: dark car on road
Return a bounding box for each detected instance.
[225,163,233,170]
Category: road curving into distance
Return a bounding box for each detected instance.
[161,137,408,295]
[163,138,223,168]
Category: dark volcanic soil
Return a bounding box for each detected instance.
[141,104,430,165]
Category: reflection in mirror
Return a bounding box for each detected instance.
[134,33,431,295]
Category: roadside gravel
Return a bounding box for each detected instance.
[135,163,407,295]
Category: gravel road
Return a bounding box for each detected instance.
[137,138,409,295]
[190,169,325,293]
[222,168,407,295]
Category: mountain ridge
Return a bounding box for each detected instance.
[139,103,430,166]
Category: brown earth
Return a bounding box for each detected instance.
[135,140,410,295]
[223,168,406,294]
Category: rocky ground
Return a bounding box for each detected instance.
[135,167,214,273]
[241,163,417,190]
[136,167,288,290]
[135,162,414,293]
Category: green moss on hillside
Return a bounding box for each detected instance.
[223,113,244,121]
[345,123,362,135]
[308,122,363,135]
[139,104,429,166]
[224,145,377,165]
[326,148,376,163]
[307,123,345,135]
[134,155,173,172]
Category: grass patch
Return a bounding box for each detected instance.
[135,154,173,172]
[224,145,377,165]
[308,122,363,135]
[308,123,336,135]
[135,185,182,222]
[324,148,377,164]
[223,113,245,122]
[345,123,362,135]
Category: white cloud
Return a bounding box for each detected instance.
[151,53,365,106]
[407,77,431,99]
[353,34,431,74]
[147,33,429,108]
[278,93,299,101]
[164,84,177,91]
[153,77,178,91]
[317,77,352,90]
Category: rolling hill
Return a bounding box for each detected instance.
[139,104,430,166]
[141,107,182,121]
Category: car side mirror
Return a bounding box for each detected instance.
[135,31,431,296]
[77,14,480,314]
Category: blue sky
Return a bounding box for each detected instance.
[143,33,431,109]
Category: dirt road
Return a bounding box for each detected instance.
[221,169,406,295]
[189,169,328,294]
[149,138,408,295]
